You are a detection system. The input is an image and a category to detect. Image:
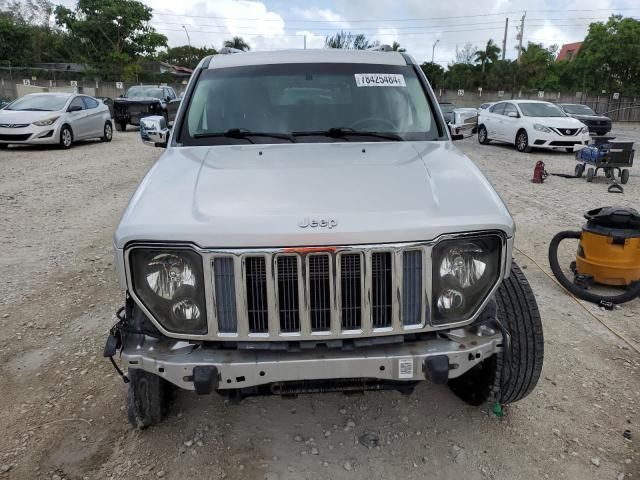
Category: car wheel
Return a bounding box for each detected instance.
[116,121,127,132]
[586,167,595,182]
[477,125,490,145]
[101,122,113,142]
[448,261,544,406]
[515,130,531,153]
[127,369,172,429]
[60,125,73,149]
[574,164,585,178]
[621,169,630,184]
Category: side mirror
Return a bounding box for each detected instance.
[140,115,169,148]
[507,111,519,118]
[68,105,82,112]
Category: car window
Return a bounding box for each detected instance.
[489,103,505,115]
[181,63,441,145]
[561,104,596,115]
[519,102,566,117]
[127,86,164,99]
[69,97,85,110]
[166,88,176,100]
[503,103,518,116]
[82,96,99,109]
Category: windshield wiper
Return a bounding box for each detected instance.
[193,128,295,143]
[292,127,403,141]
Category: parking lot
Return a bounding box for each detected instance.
[0,127,638,480]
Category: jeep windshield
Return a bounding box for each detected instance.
[179,63,442,145]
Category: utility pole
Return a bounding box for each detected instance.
[182,25,191,47]
[432,39,439,63]
[502,18,508,61]
[517,12,526,64]
[304,34,307,50]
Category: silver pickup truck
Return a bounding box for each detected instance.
[106,47,544,429]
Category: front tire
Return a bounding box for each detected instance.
[60,125,73,149]
[478,125,490,144]
[621,169,630,184]
[127,369,172,429]
[515,130,531,153]
[448,262,544,406]
[101,121,113,142]
[115,121,127,132]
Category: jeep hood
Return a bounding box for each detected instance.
[115,142,514,248]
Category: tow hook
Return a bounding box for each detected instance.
[192,366,219,394]
[423,356,450,384]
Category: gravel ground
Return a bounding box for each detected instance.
[0,126,638,480]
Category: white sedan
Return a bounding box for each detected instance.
[0,93,112,149]
[477,100,590,153]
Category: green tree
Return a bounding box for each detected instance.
[516,42,557,91]
[324,31,378,49]
[420,61,444,89]
[573,15,640,94]
[474,39,501,73]
[159,45,217,69]
[391,41,406,52]
[446,62,478,90]
[54,0,167,79]
[223,36,250,51]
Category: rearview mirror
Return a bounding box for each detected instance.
[68,105,82,112]
[507,111,519,118]
[140,115,169,148]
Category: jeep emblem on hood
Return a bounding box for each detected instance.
[299,217,338,229]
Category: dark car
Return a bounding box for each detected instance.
[559,103,612,136]
[438,102,456,123]
[0,98,10,110]
[167,92,183,124]
[113,85,177,131]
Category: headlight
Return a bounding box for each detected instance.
[533,123,551,133]
[32,116,60,126]
[432,236,501,324]
[581,126,589,134]
[130,248,207,334]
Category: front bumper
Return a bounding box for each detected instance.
[0,122,61,145]
[121,326,503,391]
[532,131,590,150]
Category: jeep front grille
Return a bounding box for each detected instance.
[209,245,431,340]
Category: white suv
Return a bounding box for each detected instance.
[477,100,590,153]
[106,48,544,429]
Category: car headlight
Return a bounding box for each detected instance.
[432,236,501,324]
[533,123,551,133]
[129,248,207,334]
[32,116,60,126]
[580,126,589,134]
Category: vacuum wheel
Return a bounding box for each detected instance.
[574,164,585,178]
[621,169,630,184]
[586,167,595,183]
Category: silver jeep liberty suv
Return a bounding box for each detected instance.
[106,47,544,428]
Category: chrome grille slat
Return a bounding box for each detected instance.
[276,256,300,333]
[340,253,362,330]
[371,252,392,328]
[245,256,268,333]
[213,257,237,333]
[402,250,423,326]
[308,255,331,331]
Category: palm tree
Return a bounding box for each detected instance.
[391,41,406,52]
[223,36,250,51]
[474,39,501,72]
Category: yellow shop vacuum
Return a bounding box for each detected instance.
[548,206,640,305]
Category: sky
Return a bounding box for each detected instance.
[55,0,640,65]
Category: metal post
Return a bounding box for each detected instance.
[517,12,526,64]
[432,40,439,63]
[182,25,191,47]
[502,18,508,61]
[304,35,307,49]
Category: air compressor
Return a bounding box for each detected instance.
[548,206,640,305]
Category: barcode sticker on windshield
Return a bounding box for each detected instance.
[398,358,414,378]
[354,73,406,87]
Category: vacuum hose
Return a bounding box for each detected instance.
[548,231,640,305]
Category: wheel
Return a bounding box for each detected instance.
[126,369,171,429]
[574,164,585,178]
[621,169,630,184]
[448,261,544,406]
[59,125,73,149]
[115,121,127,132]
[586,167,595,182]
[515,130,531,153]
[101,122,113,142]
[477,125,490,145]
